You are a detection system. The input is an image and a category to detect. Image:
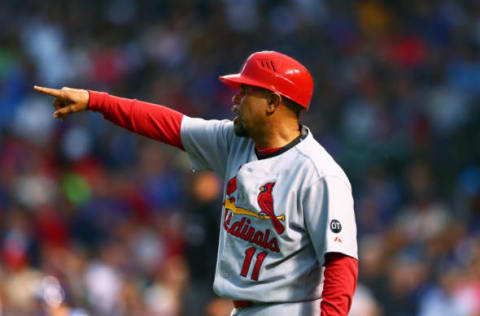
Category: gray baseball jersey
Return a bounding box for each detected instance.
[180,117,357,308]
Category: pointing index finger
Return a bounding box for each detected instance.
[33,85,62,98]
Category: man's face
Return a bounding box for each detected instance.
[231,85,270,137]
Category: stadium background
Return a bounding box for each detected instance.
[1,0,480,315]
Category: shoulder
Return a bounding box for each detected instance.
[181,116,255,152]
[294,129,351,189]
[181,116,234,134]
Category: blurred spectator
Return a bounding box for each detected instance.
[205,297,233,316]
[394,161,450,245]
[182,172,222,316]
[349,283,381,316]
[144,256,189,316]
[84,242,125,314]
[418,267,472,316]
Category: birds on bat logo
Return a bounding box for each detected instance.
[223,177,285,235]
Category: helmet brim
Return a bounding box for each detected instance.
[219,74,272,92]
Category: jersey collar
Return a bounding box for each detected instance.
[255,126,308,160]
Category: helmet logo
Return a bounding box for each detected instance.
[257,59,276,73]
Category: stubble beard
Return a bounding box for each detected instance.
[233,117,249,137]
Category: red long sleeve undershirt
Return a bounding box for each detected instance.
[88,91,358,316]
[321,253,358,315]
[88,91,185,150]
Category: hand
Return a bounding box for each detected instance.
[33,86,90,122]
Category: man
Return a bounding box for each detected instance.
[35,51,358,316]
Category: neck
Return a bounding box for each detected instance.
[251,117,300,148]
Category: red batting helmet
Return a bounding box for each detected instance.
[219,51,314,109]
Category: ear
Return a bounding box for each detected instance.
[266,92,282,115]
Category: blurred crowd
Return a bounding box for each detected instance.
[1,0,480,315]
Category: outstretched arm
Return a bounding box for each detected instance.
[34,86,184,150]
[87,91,184,150]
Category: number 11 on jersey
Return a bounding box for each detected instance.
[241,247,267,281]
